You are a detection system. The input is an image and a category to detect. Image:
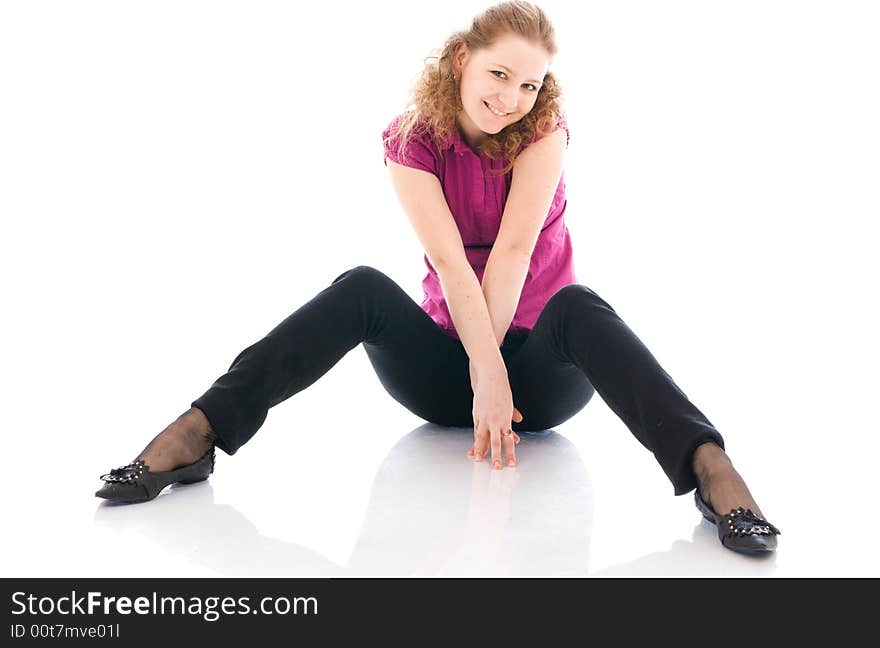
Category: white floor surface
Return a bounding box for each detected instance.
[4,340,877,578]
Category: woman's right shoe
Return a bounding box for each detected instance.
[694,488,781,555]
[95,445,215,503]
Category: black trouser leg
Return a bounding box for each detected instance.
[191,265,474,455]
[192,265,722,496]
[504,284,725,495]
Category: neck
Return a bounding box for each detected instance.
[456,113,487,151]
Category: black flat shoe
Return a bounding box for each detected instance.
[95,446,215,503]
[694,489,781,555]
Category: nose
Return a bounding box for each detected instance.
[499,87,518,112]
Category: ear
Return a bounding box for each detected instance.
[453,42,470,75]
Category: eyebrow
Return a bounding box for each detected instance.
[490,63,543,85]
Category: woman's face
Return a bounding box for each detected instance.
[453,33,550,148]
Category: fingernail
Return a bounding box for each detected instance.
[508,459,516,466]
[494,460,500,469]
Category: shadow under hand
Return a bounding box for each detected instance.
[348,424,594,576]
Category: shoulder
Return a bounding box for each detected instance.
[518,111,570,156]
[382,112,437,148]
[382,113,443,175]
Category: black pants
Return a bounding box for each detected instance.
[191,265,724,496]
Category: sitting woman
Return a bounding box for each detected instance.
[96,1,780,556]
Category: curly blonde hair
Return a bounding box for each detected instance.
[384,1,565,178]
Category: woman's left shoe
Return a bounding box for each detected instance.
[694,488,781,555]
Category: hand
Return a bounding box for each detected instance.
[469,357,524,423]
[467,361,523,469]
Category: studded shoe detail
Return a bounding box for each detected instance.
[99,459,147,485]
[694,489,781,555]
[95,446,215,503]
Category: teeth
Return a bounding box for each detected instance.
[485,101,508,116]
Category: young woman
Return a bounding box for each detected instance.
[96,1,780,556]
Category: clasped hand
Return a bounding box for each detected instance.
[468,358,522,469]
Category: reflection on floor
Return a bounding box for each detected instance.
[9,412,801,578]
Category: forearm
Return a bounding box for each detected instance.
[481,247,532,347]
[435,261,505,373]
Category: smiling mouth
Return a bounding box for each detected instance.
[484,101,511,117]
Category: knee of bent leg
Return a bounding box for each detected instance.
[330,265,392,288]
[546,283,616,322]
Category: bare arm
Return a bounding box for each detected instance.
[481,248,532,347]
[435,260,505,374]
[385,160,505,375]
[482,127,568,346]
[386,147,522,466]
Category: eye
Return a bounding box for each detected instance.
[491,70,539,92]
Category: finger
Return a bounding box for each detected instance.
[503,429,517,466]
[513,407,523,423]
[474,420,489,461]
[490,426,502,470]
[471,418,481,460]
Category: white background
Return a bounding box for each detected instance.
[1,0,877,577]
